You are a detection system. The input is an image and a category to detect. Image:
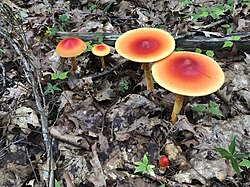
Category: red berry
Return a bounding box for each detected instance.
[159,156,169,169]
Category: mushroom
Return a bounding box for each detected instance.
[152,52,224,124]
[91,43,111,68]
[56,37,86,72]
[115,28,175,90]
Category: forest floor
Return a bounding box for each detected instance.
[0,0,250,187]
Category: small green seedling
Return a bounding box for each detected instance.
[118,81,129,92]
[103,3,112,13]
[88,2,98,11]
[215,136,250,174]
[51,71,68,80]
[45,27,57,36]
[134,153,155,177]
[223,36,241,48]
[55,179,60,187]
[191,101,223,117]
[44,83,62,95]
[195,48,214,58]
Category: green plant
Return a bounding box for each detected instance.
[191,101,223,117]
[44,83,62,95]
[88,2,98,11]
[51,71,68,80]
[195,48,214,58]
[221,24,233,35]
[103,3,112,13]
[45,27,57,36]
[85,41,95,52]
[178,0,191,5]
[55,179,60,187]
[215,136,250,174]
[134,153,155,176]
[223,36,241,48]
[118,81,129,92]
[58,14,70,31]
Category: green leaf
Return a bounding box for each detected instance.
[226,27,233,35]
[209,107,223,117]
[55,179,60,187]
[234,153,250,159]
[191,104,207,112]
[209,101,217,108]
[133,161,144,166]
[103,3,112,13]
[175,47,185,51]
[147,165,155,176]
[239,159,250,169]
[143,154,148,165]
[134,165,147,173]
[215,148,232,159]
[19,11,28,19]
[195,48,202,53]
[51,71,68,80]
[200,11,208,17]
[159,185,166,187]
[206,50,214,58]
[223,41,233,48]
[231,36,241,41]
[230,157,241,174]
[221,24,231,28]
[228,136,236,155]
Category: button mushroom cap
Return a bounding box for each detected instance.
[92,43,110,57]
[115,28,175,63]
[152,52,225,96]
[56,37,86,58]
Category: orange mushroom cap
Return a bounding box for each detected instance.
[115,28,175,63]
[56,37,86,57]
[92,43,111,57]
[152,52,225,96]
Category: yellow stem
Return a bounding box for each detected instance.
[71,57,77,72]
[141,63,154,90]
[171,94,185,125]
[100,56,105,68]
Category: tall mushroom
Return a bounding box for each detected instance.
[115,28,175,90]
[56,37,86,72]
[92,43,111,69]
[152,52,224,124]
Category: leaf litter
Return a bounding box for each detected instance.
[0,0,250,186]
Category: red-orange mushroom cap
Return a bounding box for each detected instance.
[56,37,86,57]
[152,52,225,96]
[115,28,175,63]
[92,44,110,57]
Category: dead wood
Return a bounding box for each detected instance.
[56,31,250,53]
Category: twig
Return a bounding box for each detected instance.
[0,4,54,187]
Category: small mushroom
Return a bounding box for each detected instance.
[56,37,86,72]
[152,52,224,124]
[91,43,111,68]
[115,28,175,90]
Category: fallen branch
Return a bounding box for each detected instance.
[56,31,250,53]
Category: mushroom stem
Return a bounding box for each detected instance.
[171,94,185,124]
[100,56,106,68]
[70,57,78,72]
[141,63,154,90]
